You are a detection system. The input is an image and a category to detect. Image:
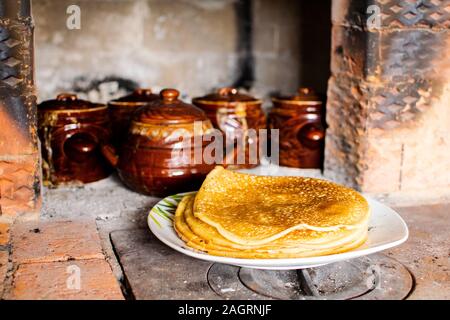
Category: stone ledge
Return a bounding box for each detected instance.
[371,189,450,207]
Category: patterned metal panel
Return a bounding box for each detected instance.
[378,0,450,29]
[333,0,450,30]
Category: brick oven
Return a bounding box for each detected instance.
[326,0,450,205]
[0,0,448,300]
[0,0,41,222]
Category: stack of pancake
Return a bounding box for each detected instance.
[174,167,370,259]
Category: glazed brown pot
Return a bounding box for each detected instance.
[102,88,215,197]
[38,93,113,186]
[107,88,159,147]
[269,88,325,169]
[192,87,266,169]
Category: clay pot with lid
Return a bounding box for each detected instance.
[269,88,325,169]
[102,88,215,197]
[192,87,266,169]
[38,93,113,186]
[107,88,159,147]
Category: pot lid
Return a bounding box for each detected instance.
[108,88,159,105]
[133,88,209,124]
[193,87,261,105]
[38,93,105,111]
[273,87,322,103]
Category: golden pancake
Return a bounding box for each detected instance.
[174,196,367,259]
[194,167,369,246]
[174,195,368,258]
[183,194,365,250]
[185,233,368,259]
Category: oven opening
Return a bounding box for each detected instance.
[0,0,448,302]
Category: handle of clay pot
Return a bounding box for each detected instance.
[133,88,153,96]
[298,125,325,149]
[218,87,238,96]
[101,144,119,167]
[65,136,97,154]
[63,132,98,162]
[305,128,325,142]
[160,88,179,103]
[57,93,78,102]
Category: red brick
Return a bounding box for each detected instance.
[0,155,41,219]
[12,220,104,264]
[0,107,36,156]
[7,259,123,300]
[0,223,9,245]
[0,250,9,296]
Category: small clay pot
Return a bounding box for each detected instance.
[107,88,159,147]
[269,88,325,169]
[102,88,215,197]
[38,93,113,186]
[192,87,266,169]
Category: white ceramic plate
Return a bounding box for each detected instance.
[147,192,408,270]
